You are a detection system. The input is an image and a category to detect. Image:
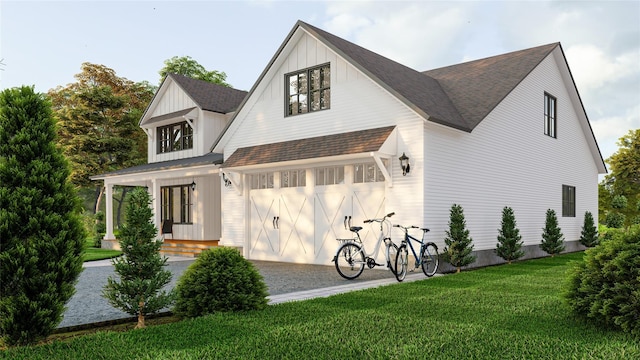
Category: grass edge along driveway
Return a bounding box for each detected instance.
[3,252,639,359]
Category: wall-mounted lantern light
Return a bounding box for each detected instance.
[190,180,196,191]
[399,152,410,176]
[222,173,232,187]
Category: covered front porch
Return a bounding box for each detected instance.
[91,153,224,256]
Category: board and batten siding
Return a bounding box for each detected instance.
[219,30,427,248]
[146,82,198,163]
[423,52,599,252]
[156,175,221,241]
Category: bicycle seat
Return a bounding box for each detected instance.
[350,226,363,233]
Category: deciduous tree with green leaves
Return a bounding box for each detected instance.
[540,209,565,256]
[495,206,525,264]
[599,129,640,228]
[442,204,476,273]
[102,188,174,329]
[49,63,154,219]
[0,86,85,345]
[159,56,230,86]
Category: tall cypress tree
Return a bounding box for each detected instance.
[442,204,476,273]
[495,206,525,264]
[102,187,174,329]
[540,209,565,256]
[0,86,85,345]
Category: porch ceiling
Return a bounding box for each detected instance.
[222,126,396,169]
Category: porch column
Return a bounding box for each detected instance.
[104,183,114,239]
[150,179,161,236]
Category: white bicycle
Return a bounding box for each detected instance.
[333,212,399,280]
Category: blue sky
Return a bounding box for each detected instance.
[1,0,638,164]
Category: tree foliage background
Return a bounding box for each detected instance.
[48,63,154,222]
[159,56,230,87]
[0,86,85,345]
[599,129,640,228]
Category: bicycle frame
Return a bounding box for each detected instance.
[395,225,429,268]
[333,212,397,274]
[339,213,394,265]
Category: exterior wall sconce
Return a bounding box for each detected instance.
[190,180,196,191]
[222,173,232,187]
[399,152,410,176]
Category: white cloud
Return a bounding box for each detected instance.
[566,44,639,92]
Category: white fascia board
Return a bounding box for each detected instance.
[96,164,220,185]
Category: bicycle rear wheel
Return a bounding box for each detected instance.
[386,242,399,275]
[421,242,439,277]
[394,244,408,282]
[334,243,365,280]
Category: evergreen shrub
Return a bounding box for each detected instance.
[442,204,476,272]
[540,209,565,256]
[579,211,599,248]
[565,229,640,338]
[495,206,524,264]
[174,247,268,318]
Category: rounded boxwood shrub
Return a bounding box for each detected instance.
[173,247,268,318]
[565,228,640,338]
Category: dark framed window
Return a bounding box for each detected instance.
[160,185,193,224]
[544,93,557,138]
[157,122,193,154]
[562,185,575,217]
[286,64,330,116]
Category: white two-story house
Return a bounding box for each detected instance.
[91,73,246,255]
[94,20,606,268]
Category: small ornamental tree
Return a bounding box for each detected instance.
[0,86,85,345]
[540,209,565,256]
[102,188,174,329]
[580,211,599,248]
[442,204,476,273]
[495,206,525,264]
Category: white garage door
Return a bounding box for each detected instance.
[250,183,386,265]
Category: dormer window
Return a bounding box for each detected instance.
[157,121,193,154]
[286,64,330,116]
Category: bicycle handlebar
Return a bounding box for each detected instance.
[393,224,421,230]
[363,212,395,223]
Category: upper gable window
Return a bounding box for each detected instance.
[544,93,557,138]
[157,122,193,154]
[286,64,330,116]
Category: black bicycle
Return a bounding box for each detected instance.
[394,225,439,282]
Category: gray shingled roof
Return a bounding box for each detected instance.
[91,152,223,179]
[223,126,395,168]
[298,21,558,132]
[169,73,248,114]
[424,43,559,130]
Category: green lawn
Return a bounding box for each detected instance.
[2,253,638,359]
[83,238,122,262]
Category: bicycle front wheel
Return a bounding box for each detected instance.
[394,244,408,282]
[421,242,439,277]
[334,243,365,280]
